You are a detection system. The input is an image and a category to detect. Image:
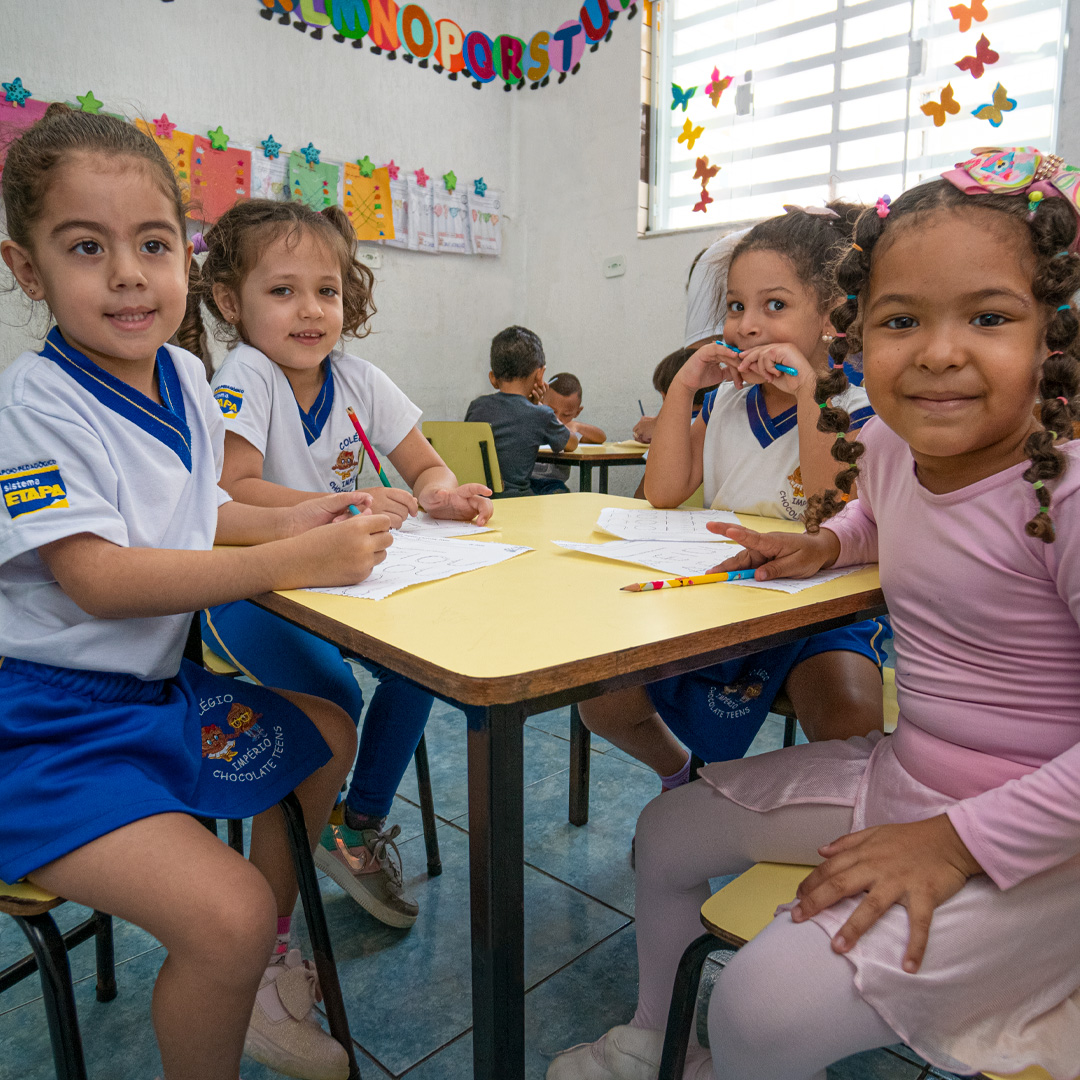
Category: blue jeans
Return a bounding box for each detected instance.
[202,603,432,818]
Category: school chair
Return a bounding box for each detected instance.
[773,664,899,748]
[656,861,1063,1080]
[0,878,116,1080]
[421,421,504,494]
[198,625,443,877]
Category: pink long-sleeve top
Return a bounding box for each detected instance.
[824,418,1080,890]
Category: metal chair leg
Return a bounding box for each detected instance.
[278,792,361,1080]
[16,912,89,1080]
[783,715,798,747]
[227,818,246,856]
[413,735,442,877]
[569,703,591,826]
[657,932,720,1080]
[93,911,116,1003]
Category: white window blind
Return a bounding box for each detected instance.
[649,0,1070,232]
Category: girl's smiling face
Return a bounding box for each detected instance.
[862,208,1045,490]
[724,249,835,370]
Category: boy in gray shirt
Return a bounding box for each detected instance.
[465,326,578,497]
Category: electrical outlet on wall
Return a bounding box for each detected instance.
[602,255,626,278]
[357,249,383,269]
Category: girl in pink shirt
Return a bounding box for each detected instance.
[548,149,1080,1080]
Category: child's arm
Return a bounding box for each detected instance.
[38,496,393,620]
[568,420,606,444]
[220,430,419,527]
[387,427,493,525]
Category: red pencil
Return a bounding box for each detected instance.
[346,406,391,488]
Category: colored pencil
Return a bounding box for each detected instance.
[346,406,391,488]
[715,339,742,353]
[347,503,361,516]
[621,569,757,592]
[715,340,797,377]
[638,399,645,416]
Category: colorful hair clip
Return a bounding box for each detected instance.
[191,232,208,254]
[875,195,892,218]
[1028,191,1045,215]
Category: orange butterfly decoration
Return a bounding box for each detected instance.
[949,0,988,34]
[694,156,720,182]
[921,83,961,127]
[955,34,999,79]
[693,187,714,214]
[705,67,733,108]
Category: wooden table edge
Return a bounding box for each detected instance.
[251,588,886,708]
[535,450,647,464]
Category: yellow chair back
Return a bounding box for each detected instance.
[422,421,504,494]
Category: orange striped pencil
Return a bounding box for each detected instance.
[621,569,757,592]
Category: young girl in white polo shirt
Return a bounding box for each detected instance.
[0,105,391,1080]
[185,199,492,930]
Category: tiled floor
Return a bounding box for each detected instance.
[1,661,963,1080]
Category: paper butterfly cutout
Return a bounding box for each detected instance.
[474,177,487,197]
[261,135,282,159]
[2,77,31,107]
[920,83,961,127]
[949,0,988,34]
[300,143,321,165]
[208,126,230,151]
[153,114,177,139]
[694,156,720,182]
[955,34,999,79]
[693,187,714,214]
[705,68,733,108]
[443,170,458,193]
[678,119,705,150]
[77,90,103,114]
[671,84,696,112]
[972,83,1017,127]
[386,160,400,180]
[414,168,429,187]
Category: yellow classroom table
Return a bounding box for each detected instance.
[250,493,886,1080]
[534,440,647,493]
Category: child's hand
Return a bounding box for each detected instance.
[633,416,657,443]
[704,523,840,579]
[290,512,394,587]
[675,342,747,391]
[529,377,548,405]
[790,815,983,974]
[285,492,374,535]
[423,484,495,525]
[736,343,816,395]
[362,486,419,529]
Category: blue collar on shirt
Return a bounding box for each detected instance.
[41,327,192,471]
[746,384,798,448]
[293,359,334,447]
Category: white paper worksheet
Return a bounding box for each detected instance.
[305,535,530,601]
[554,540,863,594]
[594,507,741,541]
[394,513,493,538]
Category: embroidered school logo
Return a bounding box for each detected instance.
[787,466,804,500]
[331,449,358,485]
[201,724,239,762]
[214,386,244,418]
[226,702,265,740]
[1,460,68,519]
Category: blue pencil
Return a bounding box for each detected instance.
[638,399,645,416]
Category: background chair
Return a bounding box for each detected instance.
[421,420,504,494]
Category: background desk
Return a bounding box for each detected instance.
[252,494,885,1080]
[535,442,647,493]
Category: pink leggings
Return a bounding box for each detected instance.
[631,779,900,1080]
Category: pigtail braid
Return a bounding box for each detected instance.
[804,209,883,532]
[175,257,212,381]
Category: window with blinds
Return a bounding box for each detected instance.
[648,0,1070,232]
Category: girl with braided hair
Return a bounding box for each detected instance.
[548,149,1080,1080]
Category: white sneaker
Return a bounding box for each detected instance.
[547,1025,664,1080]
[244,950,350,1080]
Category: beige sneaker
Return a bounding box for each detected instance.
[314,821,418,928]
[547,1025,664,1080]
[244,950,350,1080]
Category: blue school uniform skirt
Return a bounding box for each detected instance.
[646,618,890,763]
[0,657,332,882]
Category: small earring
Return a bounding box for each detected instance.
[821,333,834,343]
[26,287,35,296]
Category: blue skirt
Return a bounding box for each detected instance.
[0,657,332,882]
[646,618,890,763]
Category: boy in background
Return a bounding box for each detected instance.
[465,327,578,497]
[530,372,606,495]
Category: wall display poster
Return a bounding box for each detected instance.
[343,162,395,242]
[433,186,469,254]
[467,188,503,256]
[0,97,49,178]
[406,174,437,253]
[135,118,195,193]
[251,152,289,201]
[189,136,252,223]
[382,177,410,249]
[288,150,340,210]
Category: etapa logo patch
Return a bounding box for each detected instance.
[214,386,244,418]
[1,460,68,518]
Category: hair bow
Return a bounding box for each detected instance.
[191,232,209,255]
[875,195,892,218]
[942,147,1080,249]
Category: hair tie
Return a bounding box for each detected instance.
[1033,480,1045,490]
[847,463,858,470]
[835,432,846,440]
[875,195,891,218]
[846,294,857,300]
[191,232,208,255]
[1057,304,1071,312]
[851,243,863,252]
[1047,350,1064,359]
[834,332,847,338]
[1058,396,1070,405]
[839,493,853,503]
[1048,431,1059,440]
[1039,504,1050,513]
[1055,251,1070,259]
[818,402,827,409]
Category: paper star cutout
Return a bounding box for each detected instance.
[473,177,487,197]
[694,156,720,182]
[357,155,375,177]
[705,67,733,108]
[261,134,282,159]
[300,143,321,165]
[207,126,230,151]
[443,170,458,193]
[76,90,103,114]
[693,187,714,213]
[386,160,400,179]
[678,119,705,150]
[152,113,176,139]
[414,167,429,187]
[2,78,31,107]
